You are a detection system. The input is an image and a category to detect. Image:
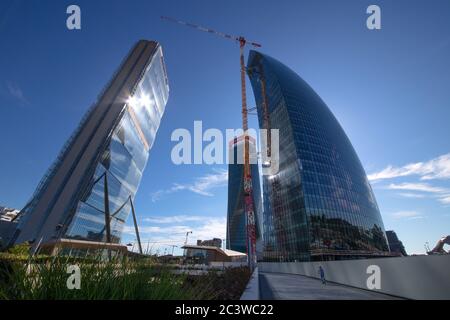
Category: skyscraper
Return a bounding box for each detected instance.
[247,50,390,261]
[12,40,169,250]
[386,230,407,256]
[226,136,263,257]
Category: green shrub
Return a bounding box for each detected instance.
[7,243,31,256]
[0,255,217,300]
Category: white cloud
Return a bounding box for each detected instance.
[369,154,450,207]
[123,224,192,236]
[137,218,226,241]
[122,216,226,255]
[387,183,449,194]
[368,153,450,182]
[438,195,450,205]
[391,211,424,220]
[190,218,226,241]
[143,215,205,224]
[396,193,426,199]
[151,169,228,201]
[6,81,29,105]
[386,183,450,207]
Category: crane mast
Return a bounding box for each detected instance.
[239,38,257,268]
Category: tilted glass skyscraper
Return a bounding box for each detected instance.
[226,136,263,257]
[247,50,389,261]
[13,40,169,248]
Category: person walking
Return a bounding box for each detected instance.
[318,265,326,285]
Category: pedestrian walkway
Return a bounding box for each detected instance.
[259,272,402,300]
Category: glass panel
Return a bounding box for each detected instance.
[102,134,142,195]
[66,202,107,242]
[117,112,148,172]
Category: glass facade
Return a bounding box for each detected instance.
[66,46,169,243]
[247,50,389,261]
[13,41,169,249]
[226,136,263,256]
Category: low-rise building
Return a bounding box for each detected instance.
[182,244,246,264]
[0,206,20,249]
[0,207,19,222]
[196,238,222,248]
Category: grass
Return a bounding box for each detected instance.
[0,245,251,300]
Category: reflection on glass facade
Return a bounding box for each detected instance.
[226,136,263,256]
[247,50,389,261]
[14,41,169,247]
[66,46,168,243]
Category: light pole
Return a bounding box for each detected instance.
[169,245,178,256]
[184,231,193,259]
[184,231,193,245]
[129,239,137,253]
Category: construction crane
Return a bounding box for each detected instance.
[184,230,193,245]
[161,16,260,269]
[169,244,178,256]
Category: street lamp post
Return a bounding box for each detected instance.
[170,245,178,256]
[185,231,193,245]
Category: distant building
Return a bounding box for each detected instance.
[0,207,19,222]
[197,238,222,248]
[158,254,183,264]
[0,206,20,248]
[226,135,263,257]
[386,230,407,256]
[182,244,247,264]
[11,40,169,252]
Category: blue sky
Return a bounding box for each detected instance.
[1,0,449,255]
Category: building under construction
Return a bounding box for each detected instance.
[226,136,263,258]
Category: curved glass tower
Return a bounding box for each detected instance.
[226,136,263,256]
[247,50,389,261]
[13,40,169,249]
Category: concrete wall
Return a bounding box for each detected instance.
[259,255,450,300]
